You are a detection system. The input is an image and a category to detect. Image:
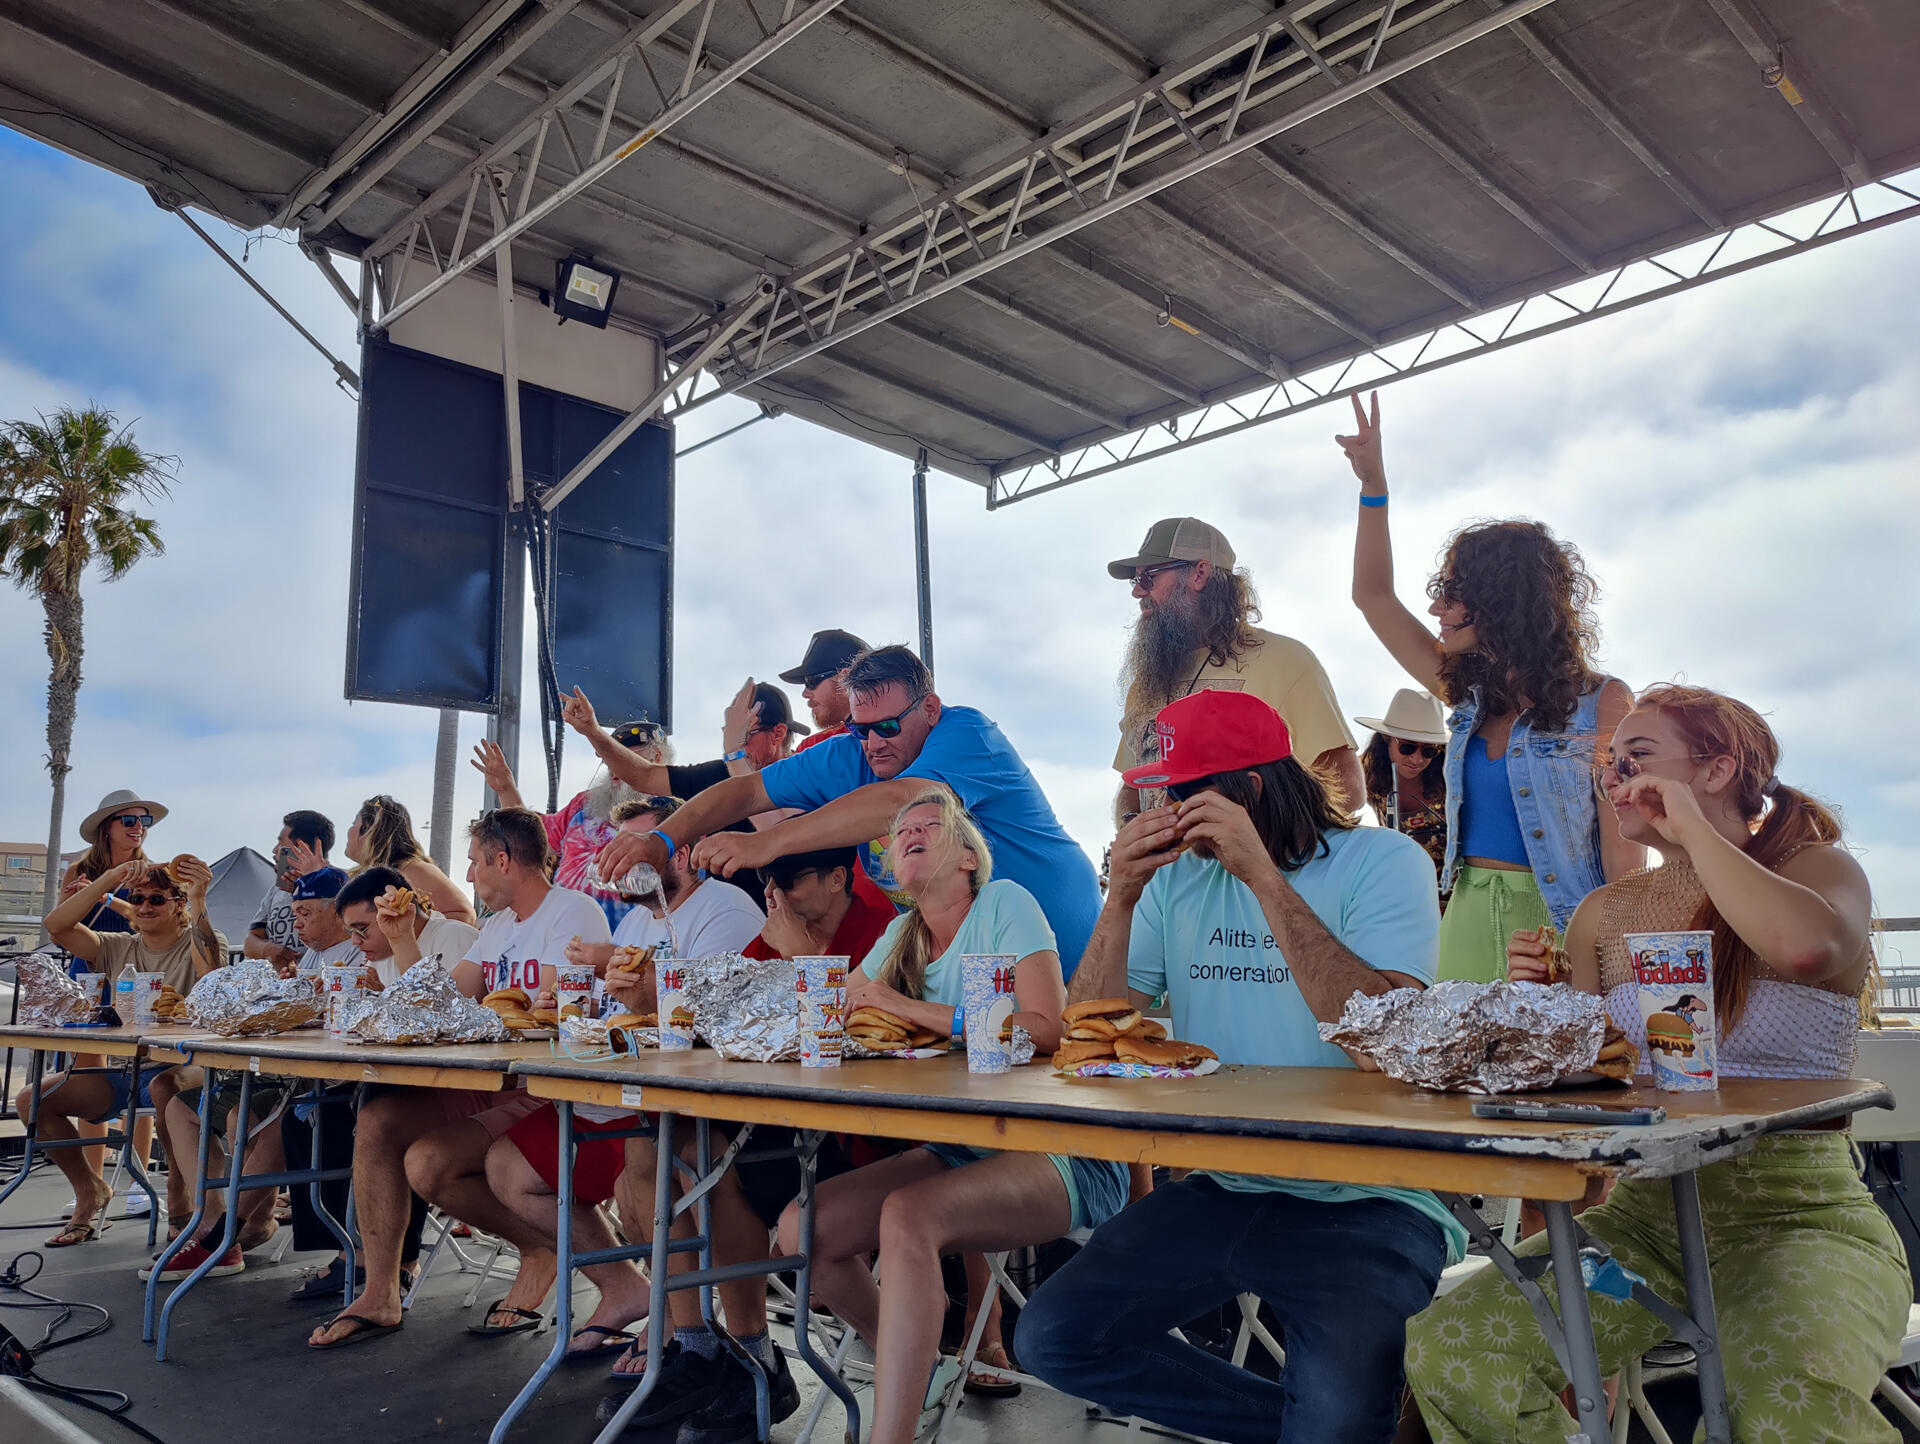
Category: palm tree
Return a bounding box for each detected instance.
[0,407,174,921]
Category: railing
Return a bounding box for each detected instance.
[1876,920,1920,1012]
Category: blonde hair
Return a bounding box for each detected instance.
[872,788,993,998]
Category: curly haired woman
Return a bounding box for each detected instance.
[1337,393,1642,980]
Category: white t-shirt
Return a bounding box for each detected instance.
[372,914,481,988]
[252,886,298,953]
[464,885,612,994]
[295,937,364,979]
[610,879,766,959]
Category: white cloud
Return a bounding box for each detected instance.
[2,139,1917,925]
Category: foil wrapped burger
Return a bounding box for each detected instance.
[1318,979,1611,1093]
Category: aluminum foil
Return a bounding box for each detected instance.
[18,959,97,1027]
[686,951,800,1063]
[186,960,326,1037]
[971,1022,1037,1067]
[350,961,509,1045]
[1317,979,1607,1093]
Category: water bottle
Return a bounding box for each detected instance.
[114,963,137,1022]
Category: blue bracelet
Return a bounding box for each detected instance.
[723,749,749,763]
[648,829,676,858]
[1359,493,1388,508]
[951,1005,966,1039]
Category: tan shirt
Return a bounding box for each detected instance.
[1115,627,1355,774]
[93,927,228,997]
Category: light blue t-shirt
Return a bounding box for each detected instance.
[759,706,1101,975]
[1126,826,1466,1263]
[860,878,1057,1005]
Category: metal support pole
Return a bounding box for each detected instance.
[430,708,460,868]
[490,510,526,809]
[1543,1202,1609,1442]
[1673,1172,1732,1442]
[912,446,934,674]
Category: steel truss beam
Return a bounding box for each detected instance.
[1702,0,1870,187]
[983,175,1920,506]
[659,0,1560,432]
[372,0,850,334]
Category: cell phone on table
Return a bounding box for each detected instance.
[1471,1099,1667,1126]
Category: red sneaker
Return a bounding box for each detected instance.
[139,1239,245,1283]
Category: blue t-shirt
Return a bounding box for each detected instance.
[860,879,1057,1006]
[759,707,1101,974]
[1126,826,1466,1263]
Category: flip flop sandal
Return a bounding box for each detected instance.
[309,1312,404,1351]
[564,1324,642,1364]
[46,1218,110,1248]
[466,1299,545,1336]
[964,1344,1023,1398]
[289,1260,363,1302]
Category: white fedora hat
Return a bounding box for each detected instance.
[1352,689,1448,746]
[78,789,170,844]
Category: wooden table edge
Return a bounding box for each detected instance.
[0,1027,145,1059]
[145,1042,509,1091]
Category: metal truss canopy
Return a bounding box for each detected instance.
[1,0,1916,494]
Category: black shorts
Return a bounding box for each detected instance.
[720,1125,846,1230]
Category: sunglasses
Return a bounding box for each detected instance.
[1393,740,1440,759]
[847,695,925,741]
[764,866,822,892]
[126,891,179,908]
[1128,560,1191,590]
[1164,778,1211,803]
[112,813,156,830]
[801,670,841,688]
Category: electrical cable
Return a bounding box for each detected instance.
[522,498,565,813]
[0,1248,169,1442]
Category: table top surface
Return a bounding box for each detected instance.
[0,1021,150,1054]
[139,1027,554,1074]
[509,1049,1891,1176]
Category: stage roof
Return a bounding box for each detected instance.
[4,0,1918,501]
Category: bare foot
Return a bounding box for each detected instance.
[309,1287,401,1347]
[566,1294,650,1357]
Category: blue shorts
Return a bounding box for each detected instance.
[923,1143,1130,1232]
[86,1063,170,1124]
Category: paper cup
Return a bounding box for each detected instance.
[795,956,848,1068]
[657,958,694,1051]
[960,953,1019,1074]
[294,951,325,983]
[323,964,369,1037]
[556,963,595,1026]
[129,972,166,1027]
[1625,930,1717,1091]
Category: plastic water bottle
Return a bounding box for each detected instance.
[114,963,137,1021]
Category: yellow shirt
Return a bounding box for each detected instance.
[1114,627,1354,775]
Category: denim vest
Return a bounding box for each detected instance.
[1441,685,1606,928]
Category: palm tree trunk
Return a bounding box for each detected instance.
[37,584,82,932]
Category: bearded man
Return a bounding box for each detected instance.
[1110,518,1361,820]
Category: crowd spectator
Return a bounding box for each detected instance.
[60,788,165,934]
[1354,688,1450,888]
[779,628,869,747]
[1110,518,1360,817]
[742,845,892,964]
[342,794,476,925]
[1018,691,1452,1441]
[1338,393,1641,981]
[244,810,336,971]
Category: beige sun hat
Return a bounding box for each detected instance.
[78,789,169,844]
[1352,689,1448,746]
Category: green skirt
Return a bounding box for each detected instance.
[1434,864,1550,983]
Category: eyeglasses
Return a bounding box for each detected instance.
[345,920,376,939]
[126,892,178,907]
[1164,778,1212,803]
[847,694,926,741]
[1127,561,1191,591]
[112,813,156,830]
[1393,740,1440,760]
[764,866,822,892]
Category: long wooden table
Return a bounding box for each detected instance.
[508,1050,1892,1444]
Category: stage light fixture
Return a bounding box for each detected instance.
[553,255,620,327]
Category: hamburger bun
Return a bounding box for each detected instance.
[907,1027,943,1048]
[1062,998,1134,1027]
[484,987,533,1010]
[1113,1036,1217,1069]
[605,1012,651,1030]
[1051,1038,1118,1071]
[530,1008,559,1027]
[847,1006,913,1032]
[559,1002,583,1021]
[1128,1018,1168,1041]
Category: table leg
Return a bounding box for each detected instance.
[303,1085,356,1302]
[790,1130,860,1441]
[146,1064,218,1345]
[119,1051,161,1247]
[156,1068,253,1361]
[0,1048,46,1210]
[590,1110,681,1444]
[1672,1172,1730,1444]
[1544,1201,1609,1443]
[489,1098,580,1444]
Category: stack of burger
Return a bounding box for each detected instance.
[1052,999,1218,1073]
[482,987,553,1033]
[845,1006,944,1053]
[149,985,189,1023]
[1592,1020,1640,1082]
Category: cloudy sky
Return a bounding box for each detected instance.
[3,129,1918,941]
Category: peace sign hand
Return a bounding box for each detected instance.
[1334,390,1386,492]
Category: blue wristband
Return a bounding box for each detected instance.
[724,749,749,763]
[1359,493,1388,508]
[951,1005,965,1039]
[648,829,676,858]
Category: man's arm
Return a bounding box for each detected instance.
[594,772,775,879]
[45,867,129,962]
[692,776,943,878]
[1070,808,1179,1010]
[174,856,224,978]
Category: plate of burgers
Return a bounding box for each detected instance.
[481,986,556,1040]
[1051,999,1219,1078]
[843,1006,948,1057]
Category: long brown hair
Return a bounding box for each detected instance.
[1361,733,1445,812]
[354,795,425,871]
[1633,684,1864,1031]
[872,788,993,999]
[1183,756,1357,871]
[75,821,148,883]
[1431,520,1601,731]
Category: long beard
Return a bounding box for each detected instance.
[583,772,639,823]
[1119,589,1204,736]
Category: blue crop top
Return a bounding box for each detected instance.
[1456,735,1530,866]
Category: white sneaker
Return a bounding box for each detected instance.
[123,1190,153,1217]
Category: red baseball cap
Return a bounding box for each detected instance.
[1121,690,1294,789]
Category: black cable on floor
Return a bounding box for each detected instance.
[0,1250,169,1443]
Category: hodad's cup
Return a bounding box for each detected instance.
[657,953,695,1051]
[1624,930,1717,1091]
[961,953,1019,1075]
[323,963,369,1037]
[555,963,595,1023]
[129,972,166,1027]
[795,956,848,1068]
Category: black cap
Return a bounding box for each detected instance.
[610,718,664,750]
[752,682,810,738]
[778,629,870,686]
[758,845,860,891]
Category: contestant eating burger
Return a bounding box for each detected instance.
[774,787,1128,1444]
[1015,691,1453,1444]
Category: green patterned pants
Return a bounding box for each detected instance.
[1406,1134,1912,1442]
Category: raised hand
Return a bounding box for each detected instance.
[722,678,760,752]
[561,687,601,739]
[1174,792,1278,893]
[1611,773,1711,848]
[757,886,813,960]
[171,854,213,902]
[1105,806,1184,907]
[285,839,327,877]
[595,830,669,886]
[690,828,774,879]
[470,738,522,806]
[1334,390,1386,492]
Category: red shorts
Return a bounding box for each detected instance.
[506,1103,630,1206]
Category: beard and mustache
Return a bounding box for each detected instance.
[1118,585,1207,749]
[582,771,642,824]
